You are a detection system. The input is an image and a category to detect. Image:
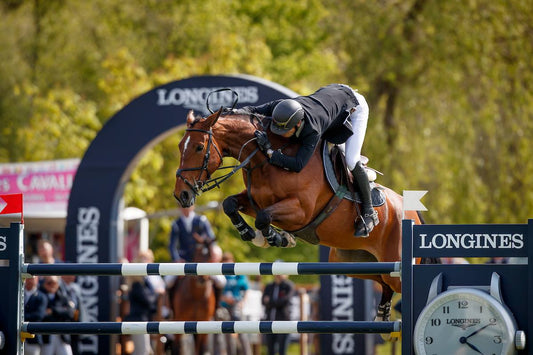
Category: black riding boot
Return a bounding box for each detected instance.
[352,161,379,237]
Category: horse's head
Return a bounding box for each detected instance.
[174,109,224,207]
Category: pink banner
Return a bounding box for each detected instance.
[0,171,73,202]
[0,159,79,214]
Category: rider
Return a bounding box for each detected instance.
[167,206,220,303]
[168,206,216,263]
[241,84,378,237]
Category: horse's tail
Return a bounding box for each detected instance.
[416,210,426,224]
[417,211,442,264]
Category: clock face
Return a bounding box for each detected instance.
[414,288,516,355]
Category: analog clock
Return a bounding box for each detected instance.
[413,273,526,355]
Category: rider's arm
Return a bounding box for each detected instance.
[240,99,283,116]
[269,132,319,172]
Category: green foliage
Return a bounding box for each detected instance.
[14,84,101,161]
[0,0,531,275]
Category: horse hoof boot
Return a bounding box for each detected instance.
[238,227,256,241]
[375,301,391,322]
[265,231,282,247]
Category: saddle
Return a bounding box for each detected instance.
[289,142,385,244]
[322,142,386,206]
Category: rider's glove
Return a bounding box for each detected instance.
[254,130,272,154]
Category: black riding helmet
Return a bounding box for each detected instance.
[271,99,304,135]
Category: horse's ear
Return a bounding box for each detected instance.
[204,107,223,128]
[186,110,196,127]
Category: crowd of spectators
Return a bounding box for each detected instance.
[24,210,306,355]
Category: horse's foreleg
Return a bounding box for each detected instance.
[255,209,286,247]
[255,197,304,247]
[222,192,256,241]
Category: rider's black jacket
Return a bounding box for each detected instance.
[243,84,359,172]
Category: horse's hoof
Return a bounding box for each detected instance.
[251,232,270,248]
[279,231,297,248]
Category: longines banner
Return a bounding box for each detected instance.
[65,75,298,354]
[413,224,528,257]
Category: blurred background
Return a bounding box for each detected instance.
[1,1,531,354]
[2,0,531,265]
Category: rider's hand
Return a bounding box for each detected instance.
[254,130,272,153]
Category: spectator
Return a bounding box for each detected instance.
[60,274,85,355]
[210,244,227,307]
[40,276,76,355]
[262,273,295,355]
[487,257,509,264]
[125,253,164,355]
[166,206,218,306]
[220,252,252,355]
[37,240,60,264]
[168,206,216,263]
[440,257,469,265]
[24,275,47,355]
[138,250,167,302]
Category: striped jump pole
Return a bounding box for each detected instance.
[0,222,406,355]
[22,261,401,277]
[22,321,401,335]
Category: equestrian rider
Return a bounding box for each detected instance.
[168,206,216,263]
[241,84,378,237]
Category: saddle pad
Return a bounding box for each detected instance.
[322,142,385,207]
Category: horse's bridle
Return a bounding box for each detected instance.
[175,127,223,196]
[175,127,260,197]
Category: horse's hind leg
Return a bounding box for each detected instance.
[222,191,256,241]
[375,281,400,342]
[375,281,394,322]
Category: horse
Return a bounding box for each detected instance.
[173,108,423,324]
[169,242,217,354]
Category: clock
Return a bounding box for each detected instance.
[413,272,526,355]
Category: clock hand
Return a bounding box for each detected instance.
[465,322,494,339]
[462,339,484,354]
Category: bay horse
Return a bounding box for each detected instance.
[173,108,423,324]
[170,242,217,354]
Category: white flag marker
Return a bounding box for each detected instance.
[403,190,428,211]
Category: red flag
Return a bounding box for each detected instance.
[0,193,23,215]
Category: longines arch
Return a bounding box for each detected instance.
[65,74,297,353]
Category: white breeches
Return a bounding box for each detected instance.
[345,91,369,170]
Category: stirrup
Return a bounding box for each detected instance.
[354,210,379,237]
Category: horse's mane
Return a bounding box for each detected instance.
[221,110,267,123]
[190,109,269,129]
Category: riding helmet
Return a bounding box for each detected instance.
[271,99,304,135]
